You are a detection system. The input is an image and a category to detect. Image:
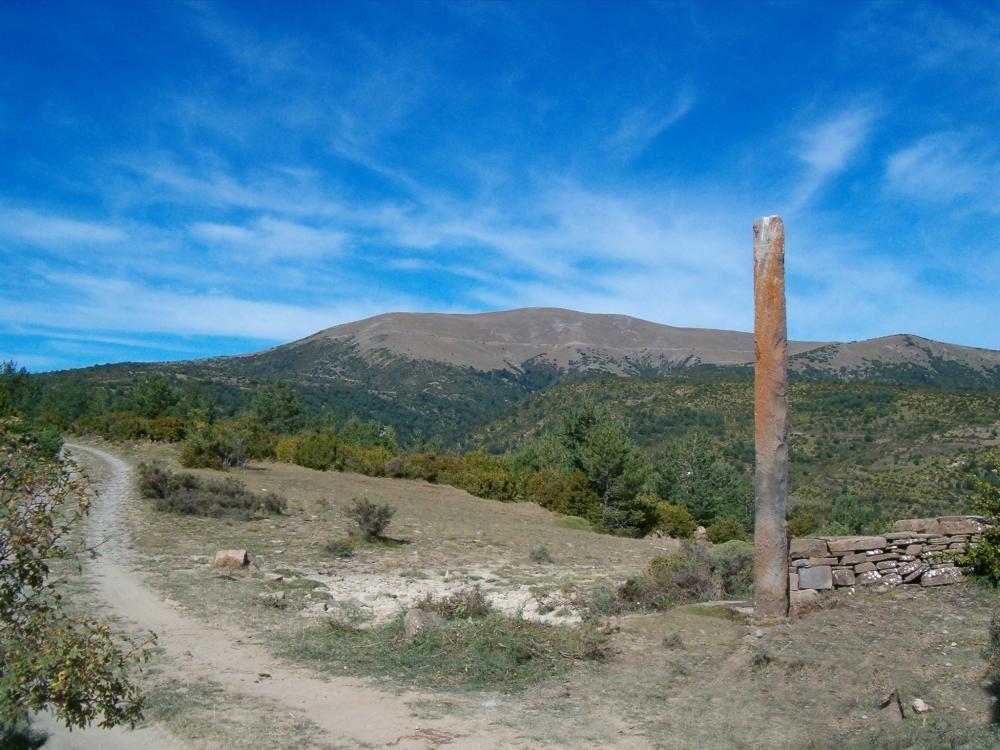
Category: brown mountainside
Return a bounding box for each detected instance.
[286,307,1000,381]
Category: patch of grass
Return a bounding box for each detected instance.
[137,462,286,519]
[553,515,593,531]
[323,539,355,558]
[279,612,609,691]
[586,542,753,616]
[529,545,554,564]
[422,586,492,620]
[662,633,685,650]
[806,718,1000,750]
[749,644,772,672]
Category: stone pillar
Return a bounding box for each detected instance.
[752,216,789,622]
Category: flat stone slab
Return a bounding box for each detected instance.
[921,567,964,586]
[893,516,986,535]
[827,536,887,553]
[789,538,828,558]
[798,565,833,590]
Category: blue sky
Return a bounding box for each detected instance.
[2,1,998,371]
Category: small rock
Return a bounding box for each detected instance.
[403,608,444,642]
[910,698,931,714]
[754,628,765,639]
[212,549,249,569]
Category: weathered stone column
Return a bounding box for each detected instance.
[752,215,789,622]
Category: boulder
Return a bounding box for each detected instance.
[213,549,250,569]
[403,608,445,641]
[798,566,833,590]
[827,536,887,553]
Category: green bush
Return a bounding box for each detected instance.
[708,540,754,598]
[179,432,225,469]
[964,454,1000,585]
[423,586,492,619]
[591,541,753,615]
[383,456,406,477]
[340,444,394,476]
[345,498,395,538]
[404,452,460,483]
[706,516,747,544]
[787,509,818,537]
[294,433,338,471]
[526,470,602,523]
[1,422,149,742]
[274,436,301,463]
[444,450,518,502]
[654,501,697,539]
[146,416,186,443]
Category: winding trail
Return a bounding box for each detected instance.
[62,442,506,750]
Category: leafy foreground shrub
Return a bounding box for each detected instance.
[137,463,286,519]
[1,421,150,744]
[345,498,395,538]
[589,541,753,616]
[280,612,609,690]
[964,453,1000,585]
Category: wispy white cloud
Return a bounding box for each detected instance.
[604,89,695,160]
[2,273,415,342]
[0,207,127,246]
[886,132,999,212]
[790,106,876,208]
[190,216,348,260]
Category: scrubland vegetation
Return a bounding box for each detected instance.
[3,358,1000,547]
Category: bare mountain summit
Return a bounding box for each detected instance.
[295,307,820,374]
[286,307,1000,383]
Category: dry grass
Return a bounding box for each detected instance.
[71,439,1000,748]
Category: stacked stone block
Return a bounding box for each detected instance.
[789,516,987,596]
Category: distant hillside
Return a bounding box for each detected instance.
[32,307,1000,444]
[295,307,824,373]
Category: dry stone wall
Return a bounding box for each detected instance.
[788,516,988,603]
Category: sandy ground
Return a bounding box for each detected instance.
[52,442,525,750]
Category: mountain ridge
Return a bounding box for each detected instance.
[229,307,1000,383]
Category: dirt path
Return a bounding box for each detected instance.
[63,442,514,750]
